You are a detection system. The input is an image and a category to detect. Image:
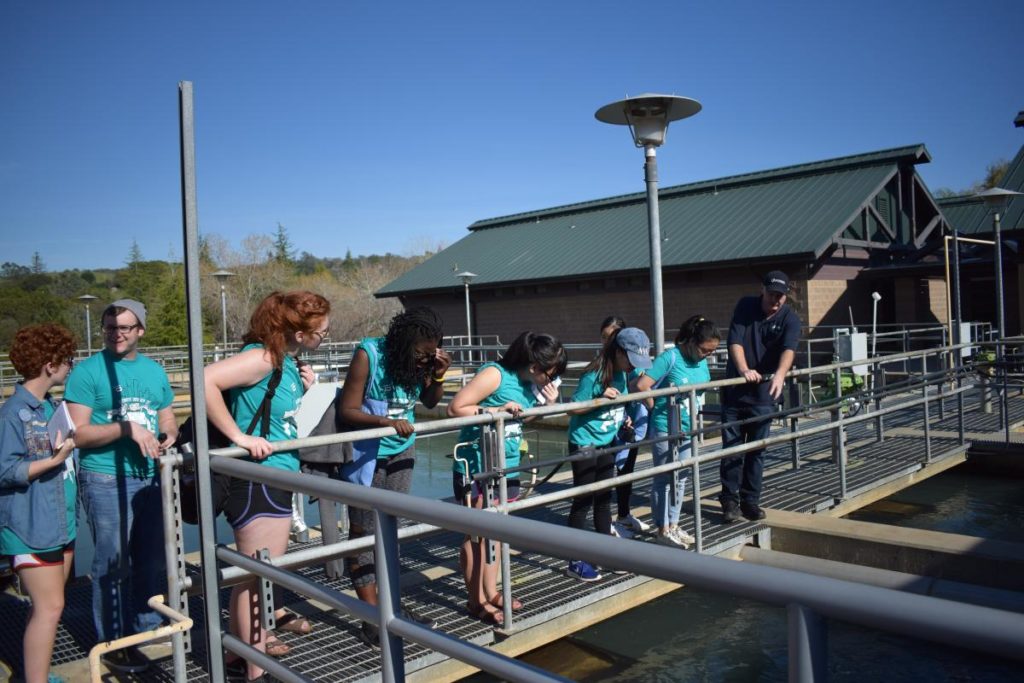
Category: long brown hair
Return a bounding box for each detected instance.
[583,327,622,390]
[242,290,330,368]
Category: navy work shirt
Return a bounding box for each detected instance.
[724,295,801,405]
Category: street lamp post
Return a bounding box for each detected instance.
[212,270,235,347]
[975,188,1022,340]
[456,271,477,364]
[77,294,98,353]
[596,94,701,355]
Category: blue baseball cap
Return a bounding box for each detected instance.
[615,327,653,369]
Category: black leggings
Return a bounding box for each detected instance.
[567,442,615,536]
[615,446,639,519]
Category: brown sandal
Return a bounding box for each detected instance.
[489,594,523,612]
[468,603,504,627]
[276,612,313,635]
[265,637,291,657]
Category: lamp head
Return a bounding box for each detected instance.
[871,292,882,302]
[595,94,702,148]
[78,294,98,304]
[455,271,477,285]
[975,187,1022,211]
[212,270,236,283]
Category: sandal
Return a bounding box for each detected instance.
[468,603,504,627]
[276,612,313,635]
[489,594,523,612]
[265,637,290,658]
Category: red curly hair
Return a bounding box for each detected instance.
[9,323,78,380]
[242,291,330,368]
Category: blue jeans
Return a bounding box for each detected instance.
[719,402,775,506]
[78,469,166,641]
[651,435,691,529]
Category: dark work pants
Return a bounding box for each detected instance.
[719,402,775,506]
[615,446,639,519]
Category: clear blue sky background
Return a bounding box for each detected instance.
[2,1,1022,272]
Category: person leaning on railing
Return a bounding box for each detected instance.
[563,327,653,583]
[0,323,78,683]
[636,315,720,548]
[719,271,801,524]
[447,331,567,626]
[203,291,330,683]
[337,307,450,648]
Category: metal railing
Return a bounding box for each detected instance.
[156,339,1024,683]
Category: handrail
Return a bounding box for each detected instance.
[213,457,1024,663]
[169,339,1019,681]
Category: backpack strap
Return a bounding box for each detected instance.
[651,348,678,390]
[244,367,284,438]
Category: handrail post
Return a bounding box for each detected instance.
[788,603,827,683]
[788,377,800,470]
[688,390,703,553]
[375,508,404,682]
[159,452,190,678]
[922,358,933,464]
[668,395,681,513]
[495,416,514,630]
[873,360,885,443]
[1001,340,1011,446]
[833,366,847,500]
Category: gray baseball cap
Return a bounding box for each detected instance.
[109,299,147,328]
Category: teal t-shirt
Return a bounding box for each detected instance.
[359,337,425,457]
[229,344,303,472]
[648,347,711,435]
[64,349,174,478]
[454,363,538,478]
[0,399,77,555]
[568,369,628,447]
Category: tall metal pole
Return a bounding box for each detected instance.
[463,280,472,349]
[179,80,226,683]
[644,145,666,355]
[220,283,229,346]
[993,211,1005,340]
[83,304,92,354]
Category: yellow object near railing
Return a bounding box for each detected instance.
[88,594,194,683]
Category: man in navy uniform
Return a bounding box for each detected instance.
[719,271,801,523]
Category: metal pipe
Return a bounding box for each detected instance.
[993,211,1006,341]
[688,390,702,553]
[788,603,827,683]
[177,80,227,683]
[644,144,666,354]
[496,416,513,630]
[376,510,404,682]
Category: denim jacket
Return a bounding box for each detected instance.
[0,384,73,549]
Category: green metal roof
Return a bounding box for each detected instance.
[938,143,1024,235]
[379,145,929,296]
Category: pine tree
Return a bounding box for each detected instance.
[30,251,45,274]
[273,223,295,264]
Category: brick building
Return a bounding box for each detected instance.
[377,144,1013,346]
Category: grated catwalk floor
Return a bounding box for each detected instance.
[0,387,1014,681]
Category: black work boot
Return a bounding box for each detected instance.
[720,499,742,524]
[741,503,766,521]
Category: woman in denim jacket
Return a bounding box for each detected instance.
[0,323,78,683]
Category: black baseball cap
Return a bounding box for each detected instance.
[763,271,790,294]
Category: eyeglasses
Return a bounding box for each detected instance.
[311,329,330,341]
[696,345,718,358]
[541,367,559,382]
[103,324,140,335]
[65,358,75,368]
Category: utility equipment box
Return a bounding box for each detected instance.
[958,322,974,358]
[837,332,869,376]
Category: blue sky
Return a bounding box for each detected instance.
[2,1,1022,272]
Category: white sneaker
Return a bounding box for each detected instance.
[671,527,695,547]
[619,515,650,534]
[611,521,635,539]
[655,530,686,547]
